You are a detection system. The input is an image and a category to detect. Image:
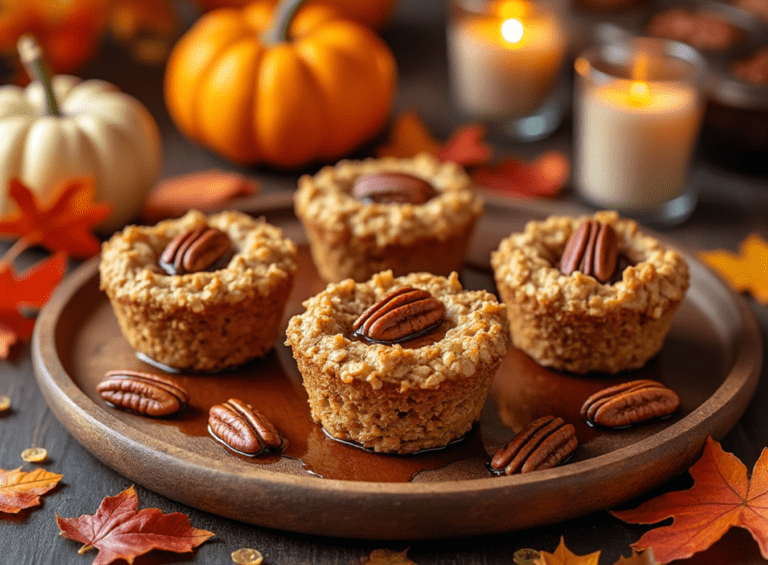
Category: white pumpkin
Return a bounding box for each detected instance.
[0,54,162,233]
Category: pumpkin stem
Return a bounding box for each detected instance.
[17,35,60,117]
[263,0,306,44]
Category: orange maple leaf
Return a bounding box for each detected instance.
[57,485,214,565]
[0,467,63,514]
[534,537,601,565]
[613,437,768,563]
[0,178,111,258]
[699,233,768,304]
[376,111,492,167]
[140,169,259,225]
[473,151,569,198]
[361,548,418,564]
[0,252,66,356]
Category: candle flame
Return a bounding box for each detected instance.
[501,18,524,43]
[629,52,650,106]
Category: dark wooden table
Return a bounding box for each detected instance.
[3,2,768,564]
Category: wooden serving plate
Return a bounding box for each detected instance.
[32,194,762,539]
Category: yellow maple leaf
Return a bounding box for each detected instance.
[699,233,768,304]
[534,537,600,565]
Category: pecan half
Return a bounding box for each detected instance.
[351,287,445,344]
[208,398,282,456]
[560,219,618,283]
[159,225,231,276]
[352,172,437,204]
[97,370,188,417]
[490,415,578,475]
[581,379,680,428]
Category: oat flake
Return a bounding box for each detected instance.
[231,548,263,564]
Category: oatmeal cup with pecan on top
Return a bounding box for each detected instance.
[293,153,483,283]
[491,211,689,374]
[285,270,508,454]
[100,210,297,372]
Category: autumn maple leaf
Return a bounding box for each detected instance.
[0,252,66,357]
[613,437,768,563]
[56,485,214,565]
[0,467,63,514]
[0,178,111,258]
[361,548,418,564]
[534,537,601,565]
[473,152,570,199]
[700,233,768,304]
[376,111,492,167]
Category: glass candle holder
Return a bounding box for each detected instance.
[573,38,707,226]
[447,0,568,141]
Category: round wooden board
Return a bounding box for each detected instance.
[32,194,762,539]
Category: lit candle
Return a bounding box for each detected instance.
[574,40,706,217]
[447,0,567,120]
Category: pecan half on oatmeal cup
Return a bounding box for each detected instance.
[100,210,297,372]
[285,270,508,454]
[293,153,483,283]
[491,211,689,374]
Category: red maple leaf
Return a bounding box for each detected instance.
[0,252,66,356]
[0,467,63,514]
[56,485,214,565]
[376,111,492,167]
[0,178,111,258]
[435,124,493,167]
[613,437,768,563]
[473,151,569,198]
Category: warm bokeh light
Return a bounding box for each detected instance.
[500,18,524,43]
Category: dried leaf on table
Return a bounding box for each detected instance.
[0,467,63,514]
[435,124,493,167]
[613,549,658,565]
[699,233,768,304]
[376,111,441,159]
[56,485,214,565]
[612,437,768,563]
[362,548,418,564]
[139,169,259,224]
[473,151,569,198]
[376,111,492,166]
[534,538,601,565]
[0,178,110,257]
[0,252,66,357]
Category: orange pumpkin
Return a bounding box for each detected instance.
[0,0,109,74]
[196,0,397,29]
[164,0,397,168]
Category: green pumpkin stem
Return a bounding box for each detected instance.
[17,35,60,117]
[263,0,307,44]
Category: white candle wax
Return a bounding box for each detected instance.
[575,79,703,209]
[448,7,566,119]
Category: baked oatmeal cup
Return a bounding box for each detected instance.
[100,210,297,372]
[491,211,689,374]
[293,153,483,283]
[285,270,508,454]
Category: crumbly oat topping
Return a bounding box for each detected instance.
[293,153,483,247]
[100,210,297,309]
[491,211,689,319]
[285,271,508,392]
